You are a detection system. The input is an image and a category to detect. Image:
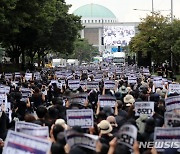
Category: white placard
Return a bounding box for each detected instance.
[49,80,62,89]
[153,76,163,88]
[3,130,52,154]
[5,73,13,79]
[68,80,80,90]
[118,124,137,149]
[69,93,88,106]
[165,95,180,111]
[17,126,49,138]
[15,121,41,132]
[86,81,99,90]
[104,80,115,89]
[15,72,21,78]
[128,76,137,84]
[0,85,10,94]
[164,112,180,127]
[135,101,154,116]
[98,95,116,107]
[169,84,180,94]
[154,127,180,152]
[65,130,98,151]
[25,73,32,81]
[66,109,94,128]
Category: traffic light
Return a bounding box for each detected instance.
[118,46,121,52]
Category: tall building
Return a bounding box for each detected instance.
[73,3,139,53]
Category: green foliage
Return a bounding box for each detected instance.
[129,13,180,67]
[0,0,82,67]
[68,39,99,64]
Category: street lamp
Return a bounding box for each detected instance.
[133,0,171,15]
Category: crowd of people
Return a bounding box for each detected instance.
[0,63,179,154]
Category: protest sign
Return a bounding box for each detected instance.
[5,73,13,80]
[135,101,154,116]
[17,126,49,138]
[104,80,115,90]
[49,80,62,89]
[154,127,180,152]
[80,81,87,89]
[25,73,32,81]
[164,112,180,127]
[68,80,80,90]
[15,72,21,78]
[165,95,180,111]
[69,93,88,106]
[98,95,116,107]
[169,84,180,94]
[0,85,10,94]
[66,109,94,128]
[15,121,41,132]
[65,130,98,151]
[128,76,137,84]
[153,76,163,88]
[34,72,41,80]
[3,130,51,154]
[117,124,137,149]
[86,81,99,90]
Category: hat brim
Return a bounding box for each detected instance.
[98,123,113,134]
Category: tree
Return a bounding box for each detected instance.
[129,13,180,72]
[129,13,169,67]
[67,39,99,64]
[0,0,82,69]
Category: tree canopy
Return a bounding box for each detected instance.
[129,13,180,69]
[0,0,83,68]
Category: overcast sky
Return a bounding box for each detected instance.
[65,0,180,22]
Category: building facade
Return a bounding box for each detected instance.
[73,3,139,53]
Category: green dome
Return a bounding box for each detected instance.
[73,4,116,18]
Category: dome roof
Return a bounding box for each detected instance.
[73,4,116,19]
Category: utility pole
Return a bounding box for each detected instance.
[171,0,173,68]
[152,0,154,14]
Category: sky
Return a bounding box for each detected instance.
[65,0,180,22]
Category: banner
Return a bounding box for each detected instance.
[98,95,116,107]
[66,109,94,128]
[3,130,51,154]
[169,84,180,94]
[65,130,98,151]
[154,127,180,152]
[135,101,154,116]
[117,124,137,149]
[165,96,180,111]
[164,112,180,127]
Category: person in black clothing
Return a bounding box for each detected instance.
[31,87,45,109]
